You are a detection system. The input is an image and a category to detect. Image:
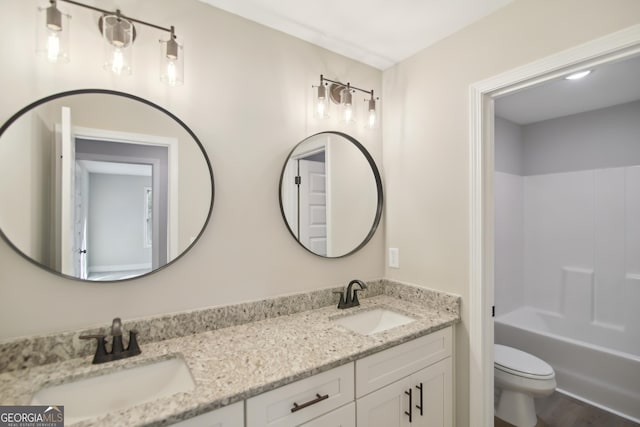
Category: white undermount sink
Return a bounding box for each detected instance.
[31,357,195,424]
[333,309,415,335]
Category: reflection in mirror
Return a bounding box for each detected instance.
[279,131,382,258]
[0,90,214,281]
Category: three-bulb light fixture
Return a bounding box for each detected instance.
[313,75,379,129]
[37,0,184,86]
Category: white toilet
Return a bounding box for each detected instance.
[494,344,556,427]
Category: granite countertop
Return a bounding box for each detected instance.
[0,292,459,426]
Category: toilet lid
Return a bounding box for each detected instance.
[494,344,554,379]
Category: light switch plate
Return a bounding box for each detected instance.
[388,248,399,268]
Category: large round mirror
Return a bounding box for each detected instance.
[279,131,382,258]
[0,90,214,282]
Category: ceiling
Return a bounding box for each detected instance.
[495,55,640,125]
[198,0,516,70]
[197,1,640,124]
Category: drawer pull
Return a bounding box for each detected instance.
[290,393,329,413]
[404,388,413,423]
[416,383,424,415]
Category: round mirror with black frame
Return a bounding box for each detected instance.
[0,89,214,282]
[279,131,383,258]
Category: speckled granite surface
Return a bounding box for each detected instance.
[0,280,386,373]
[0,280,460,426]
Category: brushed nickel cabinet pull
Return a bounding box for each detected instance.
[290,393,329,413]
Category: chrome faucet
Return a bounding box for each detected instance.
[80,317,141,364]
[334,279,368,309]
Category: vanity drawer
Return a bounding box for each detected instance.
[172,401,243,426]
[246,362,354,427]
[300,402,355,427]
[355,326,452,397]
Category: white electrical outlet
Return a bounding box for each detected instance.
[388,248,400,268]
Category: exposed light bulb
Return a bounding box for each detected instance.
[366,97,377,129]
[314,84,328,119]
[47,32,60,62]
[160,32,183,86]
[344,103,353,122]
[368,109,377,128]
[342,87,354,124]
[112,48,124,74]
[166,60,177,86]
[316,99,326,117]
[38,3,69,64]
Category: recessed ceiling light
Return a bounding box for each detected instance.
[565,70,592,80]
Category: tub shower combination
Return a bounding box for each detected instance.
[494,167,640,423]
[495,307,640,422]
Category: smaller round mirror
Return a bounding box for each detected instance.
[279,131,383,258]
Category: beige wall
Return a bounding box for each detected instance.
[0,0,383,339]
[382,0,640,425]
[4,0,640,423]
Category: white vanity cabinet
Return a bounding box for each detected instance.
[172,401,244,427]
[355,327,453,427]
[230,326,452,427]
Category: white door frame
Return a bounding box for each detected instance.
[468,24,640,426]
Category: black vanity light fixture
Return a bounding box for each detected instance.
[313,74,380,129]
[37,0,184,86]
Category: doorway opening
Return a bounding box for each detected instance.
[468,25,640,426]
[54,106,178,280]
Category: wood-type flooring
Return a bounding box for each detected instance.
[494,392,639,427]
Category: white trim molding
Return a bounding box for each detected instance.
[469,24,640,426]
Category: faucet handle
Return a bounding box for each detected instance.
[333,291,347,309]
[126,329,142,356]
[79,334,109,364]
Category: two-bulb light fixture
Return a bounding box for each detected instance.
[313,75,380,129]
[37,0,184,86]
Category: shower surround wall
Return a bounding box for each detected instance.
[495,101,640,343]
[494,101,640,420]
[518,166,640,347]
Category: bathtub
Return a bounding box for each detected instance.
[495,306,640,423]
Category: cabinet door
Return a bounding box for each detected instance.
[356,357,453,427]
[300,402,355,427]
[171,401,243,427]
[356,327,452,398]
[356,375,414,427]
[410,358,453,427]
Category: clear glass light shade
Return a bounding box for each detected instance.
[102,15,133,75]
[160,38,184,86]
[37,4,70,63]
[340,90,355,124]
[313,85,329,119]
[364,98,379,129]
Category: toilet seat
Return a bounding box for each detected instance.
[494,344,554,380]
